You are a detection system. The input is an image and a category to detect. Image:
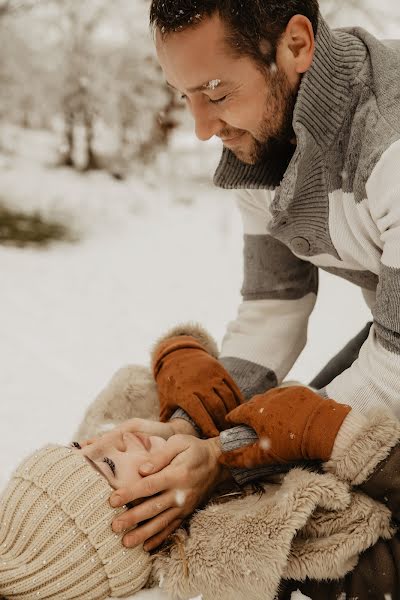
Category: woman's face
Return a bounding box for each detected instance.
[76,431,167,489]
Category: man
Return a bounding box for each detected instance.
[109,0,400,561]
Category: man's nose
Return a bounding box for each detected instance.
[191,101,222,141]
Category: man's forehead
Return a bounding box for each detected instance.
[156,13,234,66]
[156,15,243,94]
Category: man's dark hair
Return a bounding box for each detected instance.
[150,0,319,66]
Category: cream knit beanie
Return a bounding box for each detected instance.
[0,445,151,599]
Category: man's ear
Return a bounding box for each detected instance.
[280,15,315,75]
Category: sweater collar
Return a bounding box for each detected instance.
[213,16,367,190]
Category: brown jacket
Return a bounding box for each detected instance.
[150,410,400,600]
[280,438,400,599]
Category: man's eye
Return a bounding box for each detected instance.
[209,95,227,105]
[103,457,116,476]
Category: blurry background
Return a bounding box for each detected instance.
[0,0,399,489]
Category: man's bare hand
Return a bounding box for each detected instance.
[79,417,198,448]
[110,434,229,551]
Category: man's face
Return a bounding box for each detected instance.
[78,431,166,489]
[156,13,299,164]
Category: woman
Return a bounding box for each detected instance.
[0,427,177,599]
[1,325,400,599]
[113,325,400,599]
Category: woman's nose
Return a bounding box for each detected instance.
[99,430,126,453]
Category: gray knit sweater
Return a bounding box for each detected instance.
[174,15,400,484]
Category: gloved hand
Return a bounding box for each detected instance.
[219,386,351,469]
[152,331,244,438]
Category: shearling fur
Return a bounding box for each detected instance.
[325,410,400,485]
[150,322,219,368]
[74,365,396,600]
[73,365,159,442]
[152,471,393,600]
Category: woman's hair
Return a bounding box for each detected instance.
[150,0,320,65]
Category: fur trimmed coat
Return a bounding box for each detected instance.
[75,365,400,600]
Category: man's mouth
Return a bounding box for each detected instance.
[221,132,245,147]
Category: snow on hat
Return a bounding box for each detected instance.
[0,445,151,599]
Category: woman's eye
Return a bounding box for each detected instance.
[209,95,227,105]
[103,457,116,476]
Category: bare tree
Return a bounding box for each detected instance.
[54,0,176,172]
[0,0,51,18]
[54,0,111,170]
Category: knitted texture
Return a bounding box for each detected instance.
[153,335,244,437]
[0,445,151,600]
[214,16,400,419]
[220,386,351,469]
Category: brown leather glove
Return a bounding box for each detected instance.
[219,386,351,469]
[153,334,244,438]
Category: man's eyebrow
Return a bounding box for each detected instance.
[166,80,229,93]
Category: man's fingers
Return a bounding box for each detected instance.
[122,508,182,548]
[110,467,171,511]
[113,490,176,531]
[138,435,191,476]
[78,437,98,448]
[118,418,174,440]
[143,518,183,552]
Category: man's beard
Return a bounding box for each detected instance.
[230,67,298,165]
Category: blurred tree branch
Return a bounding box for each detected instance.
[0,0,49,17]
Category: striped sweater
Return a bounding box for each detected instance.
[175,16,400,482]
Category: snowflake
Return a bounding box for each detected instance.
[175,489,186,506]
[259,437,270,450]
[204,79,221,90]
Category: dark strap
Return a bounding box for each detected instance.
[309,322,372,389]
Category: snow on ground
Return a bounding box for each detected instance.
[0,129,371,491]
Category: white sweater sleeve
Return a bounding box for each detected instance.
[326,139,400,417]
[220,189,318,399]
